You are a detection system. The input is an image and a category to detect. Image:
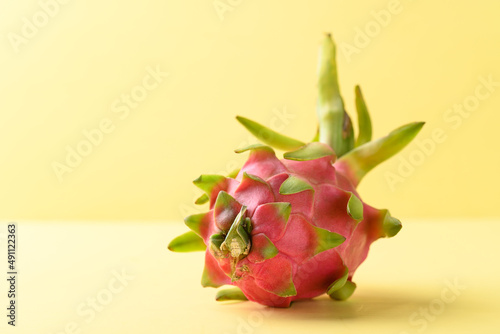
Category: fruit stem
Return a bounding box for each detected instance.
[316,34,354,157]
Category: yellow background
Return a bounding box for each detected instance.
[1,220,499,333]
[1,3,500,333]
[1,0,499,221]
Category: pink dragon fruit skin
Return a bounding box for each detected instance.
[168,34,424,307]
[192,144,388,307]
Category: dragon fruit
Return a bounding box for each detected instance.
[168,34,424,307]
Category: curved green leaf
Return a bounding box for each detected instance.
[242,172,267,185]
[337,122,425,185]
[193,174,226,195]
[194,194,209,205]
[227,169,240,179]
[312,126,320,142]
[216,287,248,302]
[168,231,206,252]
[283,142,335,161]
[184,213,206,236]
[279,175,314,195]
[234,143,274,154]
[236,116,305,151]
[381,209,402,238]
[354,85,372,147]
[347,192,363,222]
[313,226,345,255]
[328,280,356,301]
[327,267,349,295]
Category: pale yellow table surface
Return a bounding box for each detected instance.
[1,219,499,334]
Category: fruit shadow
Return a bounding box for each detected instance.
[225,287,436,322]
[282,293,431,321]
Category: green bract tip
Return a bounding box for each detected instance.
[216,287,248,302]
[279,175,314,195]
[283,142,335,161]
[168,231,206,253]
[236,116,305,151]
[337,122,425,185]
[381,209,403,238]
[347,192,363,222]
[312,225,345,255]
[328,280,356,301]
[354,85,372,147]
[327,267,349,295]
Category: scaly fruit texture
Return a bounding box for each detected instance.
[169,34,424,307]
